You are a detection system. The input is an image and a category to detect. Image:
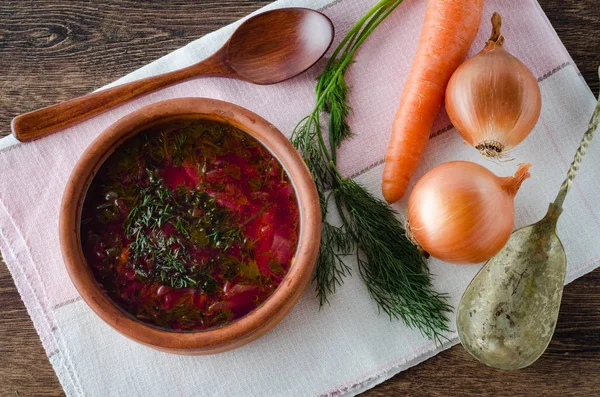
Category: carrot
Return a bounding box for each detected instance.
[382,0,484,203]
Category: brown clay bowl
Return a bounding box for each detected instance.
[59,98,321,355]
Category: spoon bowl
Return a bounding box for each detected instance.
[226,8,334,84]
[457,204,566,370]
[12,8,334,141]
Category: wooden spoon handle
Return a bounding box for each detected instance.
[11,54,233,142]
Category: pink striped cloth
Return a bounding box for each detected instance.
[0,0,598,396]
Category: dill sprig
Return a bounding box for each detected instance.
[338,180,451,341]
[291,0,452,341]
[124,170,237,292]
[125,173,201,289]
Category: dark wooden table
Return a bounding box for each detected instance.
[1,1,599,396]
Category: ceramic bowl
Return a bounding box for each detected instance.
[59,98,320,355]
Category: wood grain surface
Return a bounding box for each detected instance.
[0,1,599,396]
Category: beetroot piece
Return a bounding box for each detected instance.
[271,232,296,266]
[160,165,200,190]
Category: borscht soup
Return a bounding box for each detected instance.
[81,118,300,331]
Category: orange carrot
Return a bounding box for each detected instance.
[382,0,484,203]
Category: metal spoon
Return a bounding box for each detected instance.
[11,8,334,142]
[457,70,600,370]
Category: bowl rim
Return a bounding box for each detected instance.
[59,98,321,354]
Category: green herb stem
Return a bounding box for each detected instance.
[292,0,451,341]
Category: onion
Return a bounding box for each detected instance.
[407,161,531,265]
[445,12,541,158]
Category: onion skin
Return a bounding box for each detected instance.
[407,161,531,265]
[445,13,542,158]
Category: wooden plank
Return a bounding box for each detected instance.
[0,1,598,395]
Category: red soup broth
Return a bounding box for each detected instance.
[81,118,300,331]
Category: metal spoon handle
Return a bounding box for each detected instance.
[553,69,600,208]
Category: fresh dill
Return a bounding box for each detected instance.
[291,0,452,342]
[124,170,243,291]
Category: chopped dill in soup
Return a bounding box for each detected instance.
[81,118,300,331]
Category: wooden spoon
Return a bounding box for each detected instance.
[12,8,334,142]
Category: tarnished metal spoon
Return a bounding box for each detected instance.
[457,70,600,370]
